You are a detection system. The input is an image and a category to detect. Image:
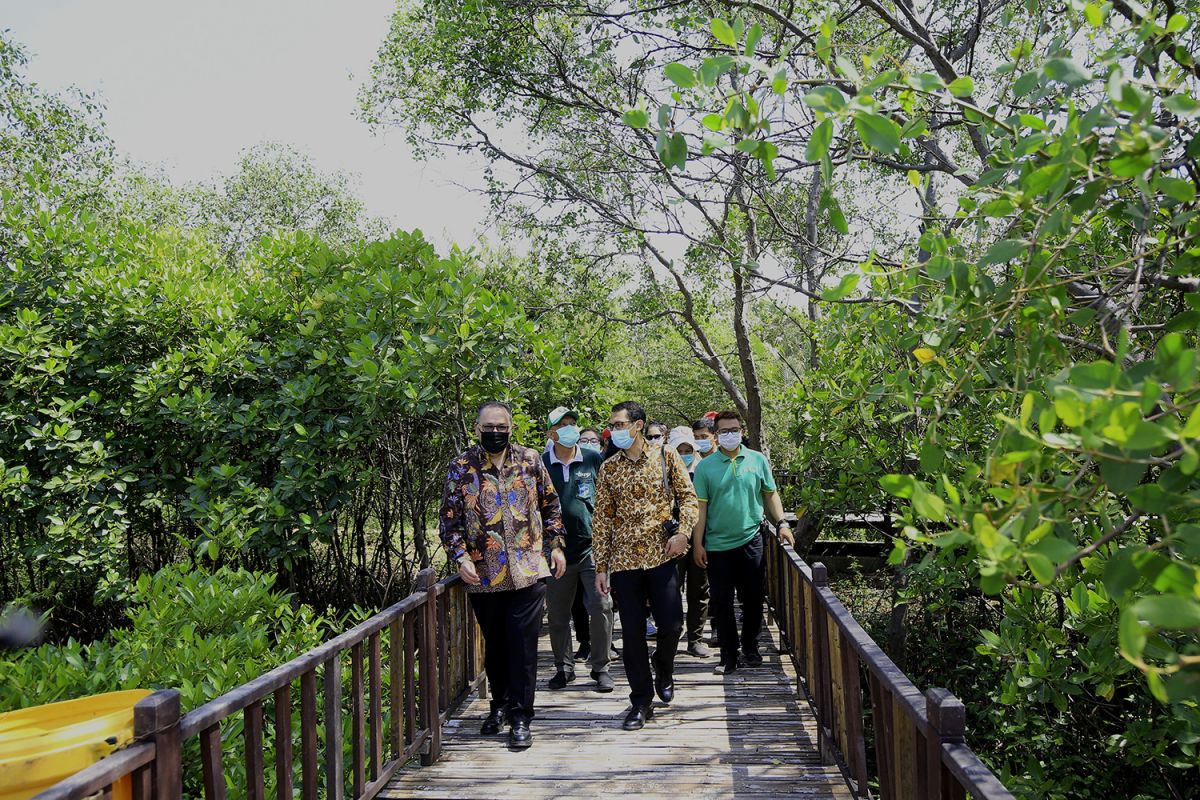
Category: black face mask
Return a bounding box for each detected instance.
[480,430,510,454]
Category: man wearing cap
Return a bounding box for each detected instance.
[667,426,712,658]
[542,406,615,693]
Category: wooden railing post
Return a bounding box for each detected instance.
[133,690,182,800]
[324,654,344,800]
[925,689,966,800]
[416,569,441,766]
[811,563,835,766]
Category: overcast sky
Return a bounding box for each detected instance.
[1,0,492,248]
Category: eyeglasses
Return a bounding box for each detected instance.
[646,434,664,442]
[608,420,637,430]
[579,437,601,445]
[480,424,511,433]
[716,427,743,434]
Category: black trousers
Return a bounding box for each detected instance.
[676,553,710,644]
[469,581,546,722]
[610,559,683,707]
[572,574,590,646]
[706,531,765,663]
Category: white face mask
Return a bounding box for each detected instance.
[717,431,742,451]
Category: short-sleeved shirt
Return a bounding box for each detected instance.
[542,447,604,564]
[693,446,777,552]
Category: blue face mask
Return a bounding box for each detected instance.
[580,442,602,454]
[682,453,695,467]
[555,425,581,448]
[611,428,635,449]
[695,439,713,454]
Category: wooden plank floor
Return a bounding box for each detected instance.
[382,607,854,800]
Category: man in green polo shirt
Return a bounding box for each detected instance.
[542,406,615,693]
[691,410,794,675]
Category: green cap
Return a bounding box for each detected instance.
[547,406,580,426]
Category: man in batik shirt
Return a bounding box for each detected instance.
[440,401,567,749]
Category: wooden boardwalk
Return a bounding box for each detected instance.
[382,611,853,800]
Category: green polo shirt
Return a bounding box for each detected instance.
[693,446,777,552]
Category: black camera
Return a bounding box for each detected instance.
[662,517,680,538]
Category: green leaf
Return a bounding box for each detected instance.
[947,76,975,97]
[906,72,943,92]
[806,119,833,162]
[1163,93,1200,118]
[700,56,736,87]
[745,22,763,56]
[710,18,737,47]
[1100,455,1147,492]
[1084,2,1104,26]
[1181,404,1200,438]
[919,442,945,473]
[828,201,848,234]
[912,485,946,521]
[853,111,901,154]
[1158,176,1197,203]
[981,239,1027,265]
[1119,606,1147,659]
[803,86,847,113]
[1043,57,1091,87]
[664,63,697,89]
[879,473,915,498]
[1108,150,1154,178]
[1030,535,1078,564]
[1025,552,1056,584]
[822,272,860,300]
[622,108,649,129]
[1133,595,1200,629]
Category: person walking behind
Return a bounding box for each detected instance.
[667,426,711,658]
[692,418,716,461]
[594,402,698,731]
[439,401,568,749]
[691,411,793,676]
[579,428,604,454]
[542,407,615,693]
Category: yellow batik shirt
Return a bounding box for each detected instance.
[592,443,698,574]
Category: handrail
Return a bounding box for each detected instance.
[764,523,1014,800]
[33,567,485,800]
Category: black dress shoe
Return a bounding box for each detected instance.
[574,643,591,661]
[591,670,615,693]
[742,651,764,668]
[548,669,575,690]
[654,675,675,704]
[622,705,654,731]
[480,709,505,735]
[509,719,533,748]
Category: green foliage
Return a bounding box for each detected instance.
[0,566,328,711]
[185,142,388,264]
[1,566,329,799]
[0,184,571,629]
[652,2,1200,796]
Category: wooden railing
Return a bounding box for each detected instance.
[764,524,1014,800]
[34,568,483,800]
